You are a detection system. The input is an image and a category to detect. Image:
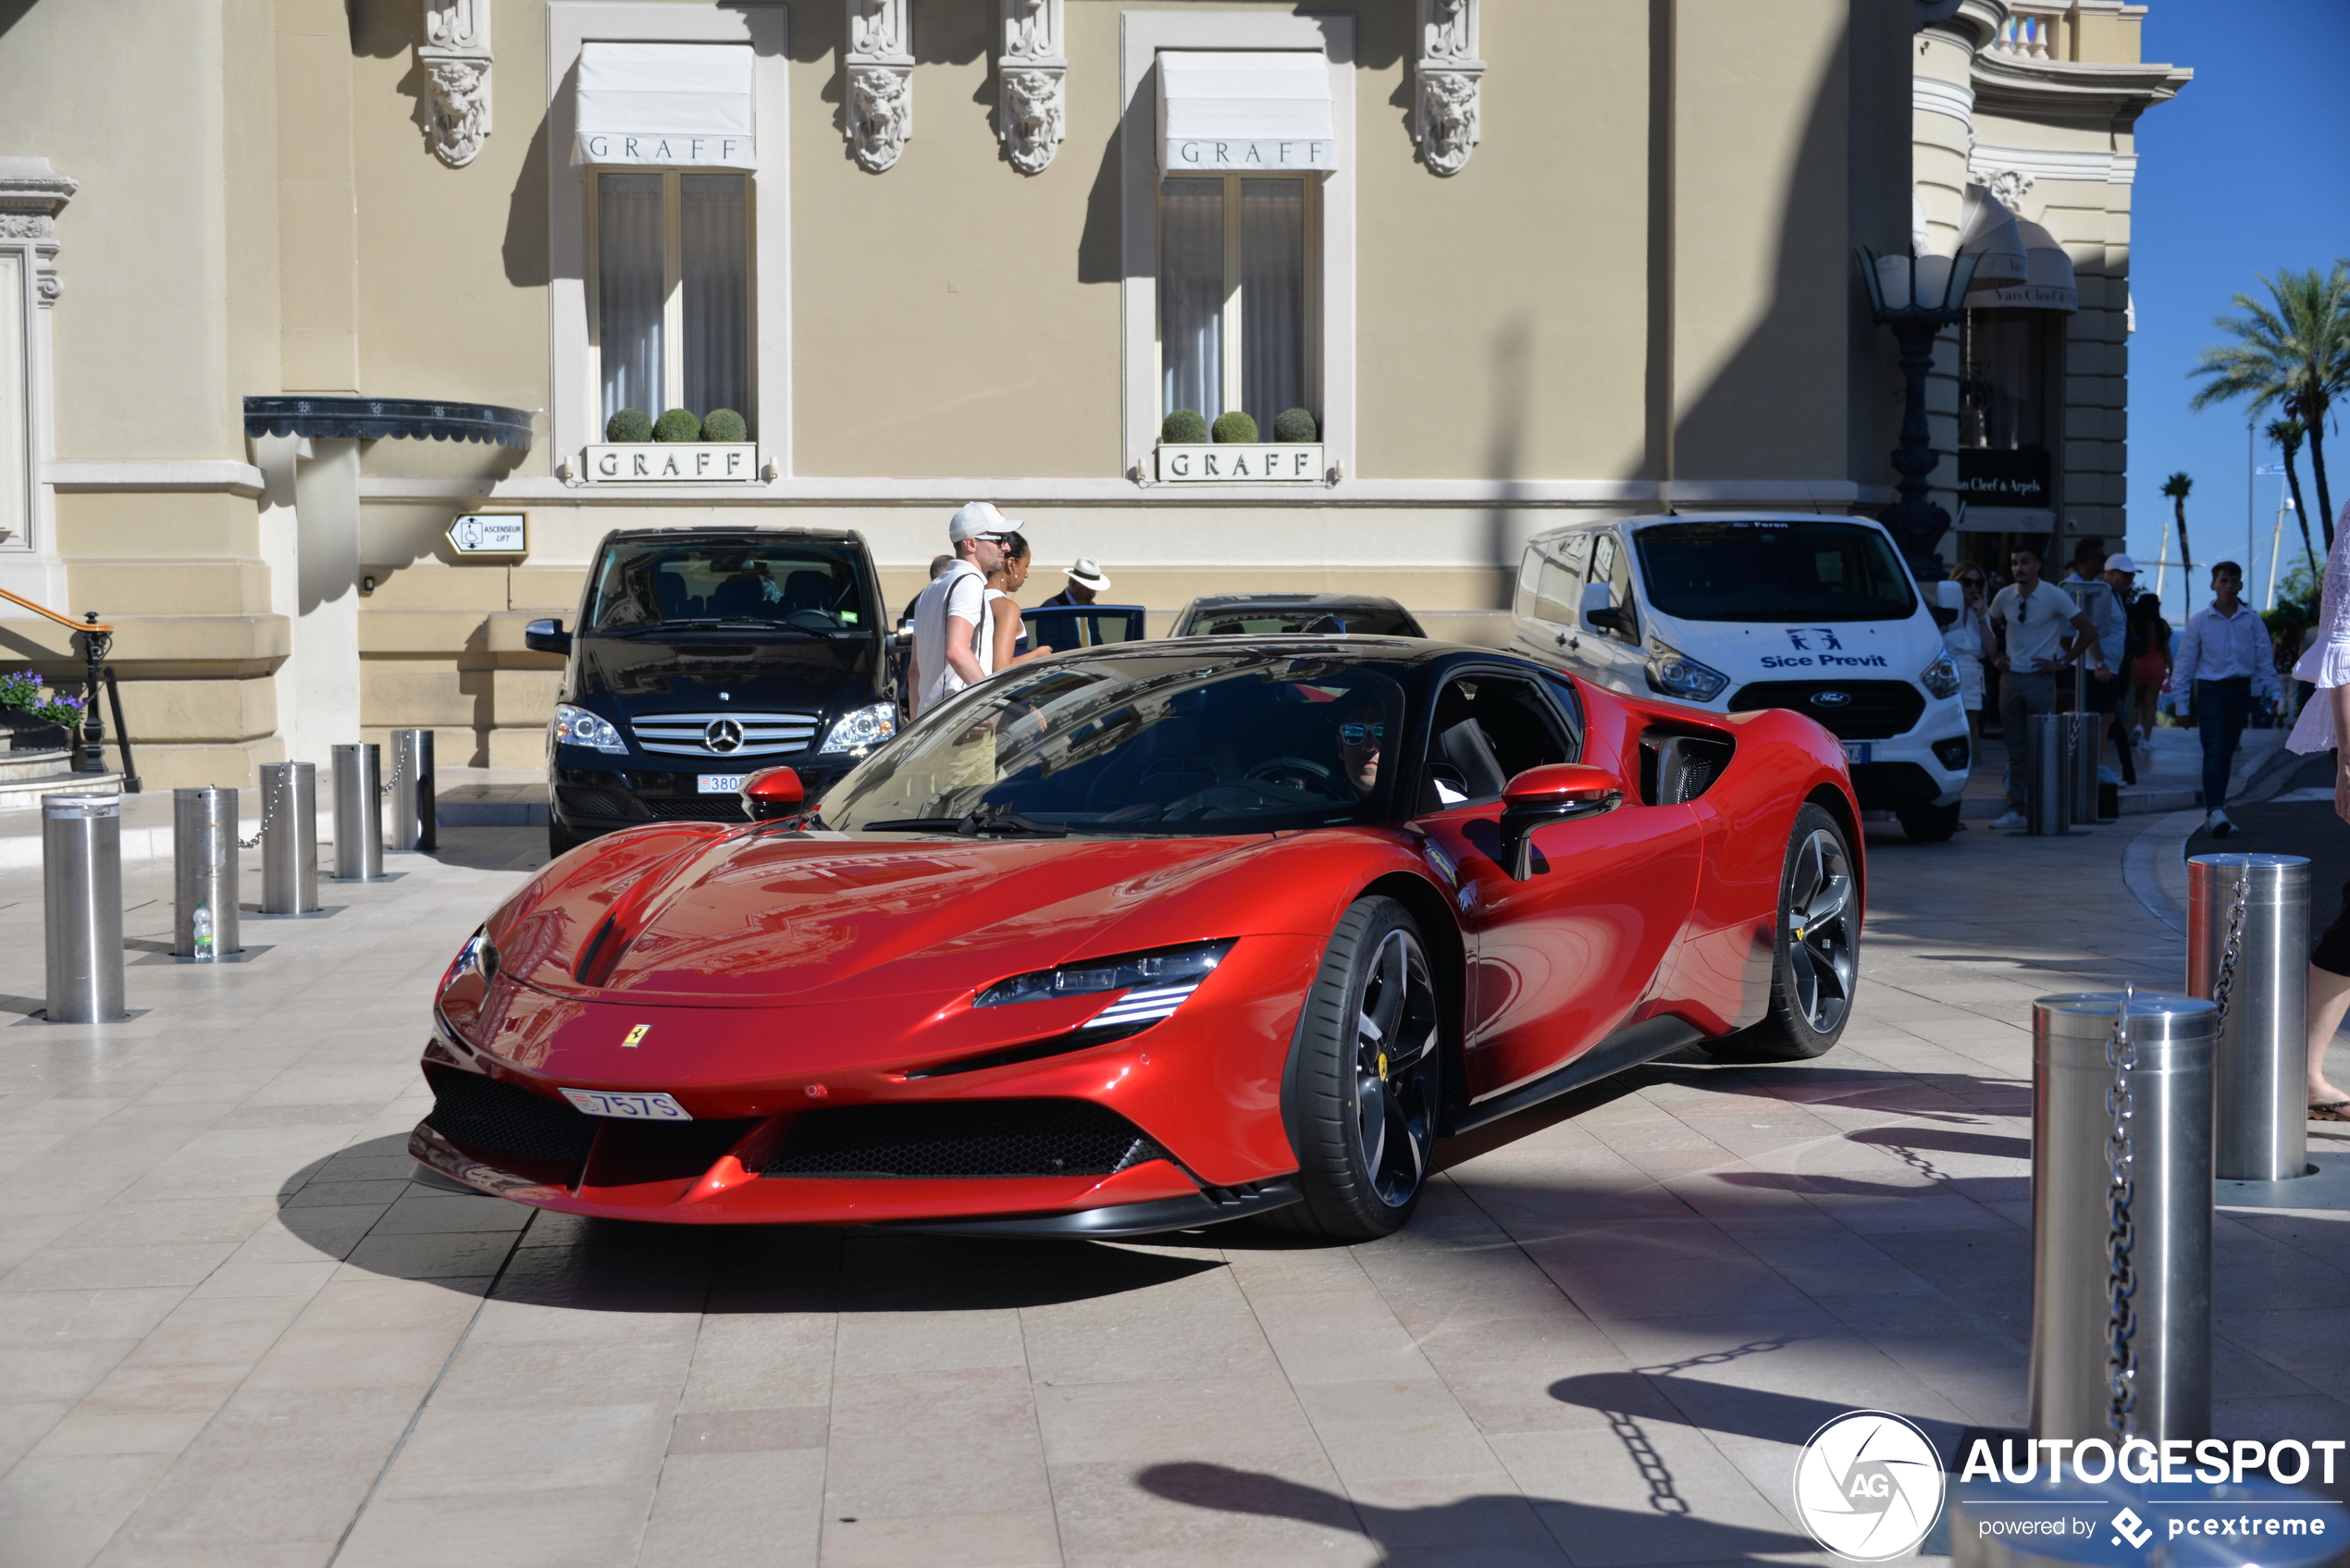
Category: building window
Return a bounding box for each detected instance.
[1959,307,2061,453]
[593,171,751,434]
[1159,175,1314,431]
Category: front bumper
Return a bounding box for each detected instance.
[1833,729,1971,809]
[550,759,860,835]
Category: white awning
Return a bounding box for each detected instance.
[1973,217,2078,312]
[1157,52,1336,174]
[575,43,755,169]
[1957,185,2029,290]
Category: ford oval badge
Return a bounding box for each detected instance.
[1810,690,1853,708]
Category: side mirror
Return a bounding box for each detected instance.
[1497,762,1624,881]
[1936,580,1964,611]
[741,767,805,822]
[524,617,573,655]
[1580,581,1624,635]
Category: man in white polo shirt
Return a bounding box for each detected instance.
[909,501,1014,717]
[1989,542,2107,830]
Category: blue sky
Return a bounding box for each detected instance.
[2124,0,2350,612]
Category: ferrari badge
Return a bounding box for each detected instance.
[622,1024,651,1049]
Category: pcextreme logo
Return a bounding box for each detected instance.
[1793,1412,1947,1561]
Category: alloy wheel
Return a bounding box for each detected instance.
[1351,928,1441,1208]
[1787,827,1857,1034]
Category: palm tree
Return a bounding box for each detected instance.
[2160,471,2196,575]
[2267,417,2321,578]
[2188,263,2350,551]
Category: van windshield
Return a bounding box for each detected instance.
[1631,520,1916,623]
[585,539,872,635]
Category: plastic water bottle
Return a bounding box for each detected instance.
[192,904,214,960]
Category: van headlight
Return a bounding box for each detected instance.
[554,703,628,755]
[1644,640,1729,702]
[1919,651,1962,700]
[819,701,897,755]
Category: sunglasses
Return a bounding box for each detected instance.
[1339,723,1385,746]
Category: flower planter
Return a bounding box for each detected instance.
[1155,442,1327,484]
[2,712,70,752]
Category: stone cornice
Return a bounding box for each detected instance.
[1971,54,2193,123]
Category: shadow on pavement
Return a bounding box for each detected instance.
[1846,1126,2031,1162]
[1134,1460,1818,1563]
[275,1131,1225,1310]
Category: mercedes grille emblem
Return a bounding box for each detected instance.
[1810,690,1853,708]
[704,718,745,754]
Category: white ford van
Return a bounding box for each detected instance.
[1510,512,1972,840]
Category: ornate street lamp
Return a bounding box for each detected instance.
[1859,247,1980,575]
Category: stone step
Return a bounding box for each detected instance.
[0,767,124,809]
[0,747,74,782]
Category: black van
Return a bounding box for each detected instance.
[525,526,896,855]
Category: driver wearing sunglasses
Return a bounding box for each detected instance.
[1335,708,1385,796]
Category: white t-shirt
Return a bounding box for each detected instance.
[1990,581,2079,675]
[911,560,986,717]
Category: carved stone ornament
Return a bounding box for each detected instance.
[418,0,492,168]
[0,157,76,306]
[847,0,914,172]
[1414,0,1486,177]
[1985,167,2035,212]
[998,0,1066,175]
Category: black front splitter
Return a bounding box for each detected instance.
[871,1177,1304,1239]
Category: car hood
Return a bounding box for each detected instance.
[572,630,879,715]
[490,828,1346,1008]
[1642,613,1936,684]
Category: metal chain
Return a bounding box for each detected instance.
[377,744,405,797]
[2208,863,2251,1037]
[2104,986,2140,1438]
[236,765,292,851]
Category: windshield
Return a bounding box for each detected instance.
[1631,521,1917,623]
[1181,604,1420,638]
[585,539,872,635]
[820,651,1407,836]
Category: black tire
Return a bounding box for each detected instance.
[1703,804,1859,1063]
[1896,801,1962,843]
[1266,896,1444,1241]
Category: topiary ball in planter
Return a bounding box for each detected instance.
[652,408,701,442]
[1161,409,1207,444]
[1272,407,1319,443]
[605,407,654,443]
[700,408,748,443]
[1211,411,1258,444]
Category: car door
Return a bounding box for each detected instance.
[1410,670,1703,1101]
[1513,532,1603,680]
[1581,529,1647,695]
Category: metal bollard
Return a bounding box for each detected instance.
[389,728,436,853]
[331,743,385,882]
[2029,991,2212,1443]
[43,794,125,1022]
[2065,710,2100,827]
[2188,853,2310,1182]
[2025,712,2072,835]
[258,761,319,915]
[171,787,241,959]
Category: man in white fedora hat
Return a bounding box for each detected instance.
[1039,557,1111,610]
[909,501,1019,717]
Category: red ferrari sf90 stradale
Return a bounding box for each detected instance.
[413,638,1861,1241]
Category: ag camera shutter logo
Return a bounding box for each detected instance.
[1794,1411,1946,1561]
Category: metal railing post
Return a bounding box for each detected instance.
[2029,991,2212,1443]
[171,787,241,960]
[2066,710,2101,826]
[2026,711,2071,835]
[258,761,319,915]
[331,743,384,882]
[43,793,124,1022]
[390,728,435,853]
[2188,853,2310,1182]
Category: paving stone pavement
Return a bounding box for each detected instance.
[0,814,2344,1568]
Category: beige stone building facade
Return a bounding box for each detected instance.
[0,0,2182,789]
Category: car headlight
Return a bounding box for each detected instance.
[439,925,501,995]
[976,940,1234,1041]
[1644,639,1730,703]
[554,702,628,755]
[1919,651,1962,700]
[819,700,897,756]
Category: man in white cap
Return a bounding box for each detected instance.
[2096,550,2141,783]
[909,501,1015,717]
[1038,557,1111,610]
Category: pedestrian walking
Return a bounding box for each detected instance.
[2096,552,2141,783]
[1989,543,2108,831]
[909,502,1013,718]
[2172,560,2280,837]
[900,554,955,632]
[1942,563,1993,738]
[2125,591,2172,750]
[984,533,1056,673]
[2286,511,2350,1117]
[1038,558,1111,610]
